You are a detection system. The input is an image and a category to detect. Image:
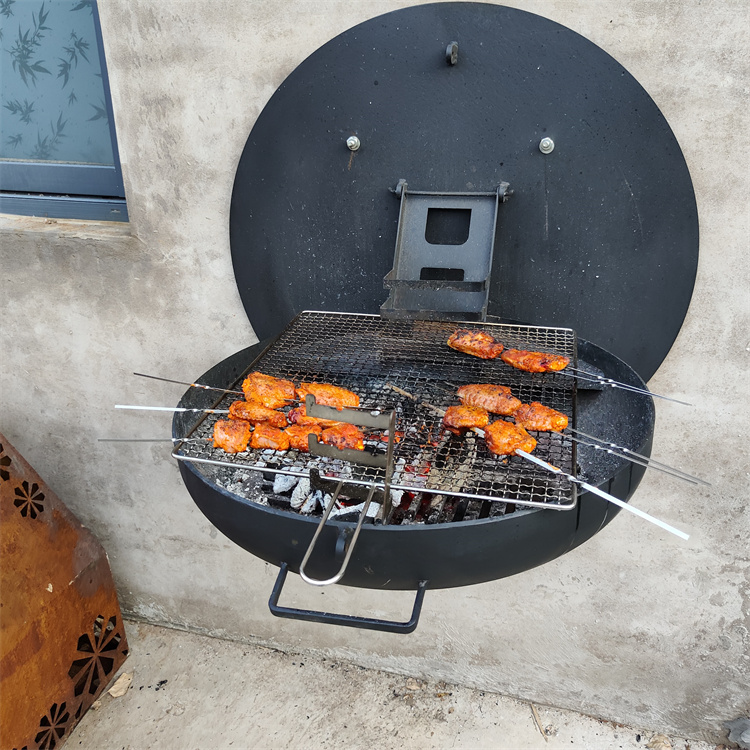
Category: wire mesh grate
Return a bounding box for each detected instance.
[174,312,578,511]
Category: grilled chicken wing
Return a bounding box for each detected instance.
[513,402,569,432]
[297,382,360,409]
[442,405,490,434]
[447,329,504,359]
[484,420,537,456]
[499,349,570,373]
[228,400,287,429]
[241,371,297,409]
[250,423,291,451]
[320,422,365,451]
[283,423,323,452]
[212,419,251,453]
[457,383,522,416]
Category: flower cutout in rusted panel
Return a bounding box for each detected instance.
[0,442,11,481]
[34,701,70,750]
[67,614,123,698]
[13,480,45,519]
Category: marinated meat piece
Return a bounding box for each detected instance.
[320,422,365,451]
[484,420,537,456]
[514,402,569,432]
[447,329,504,359]
[284,423,323,452]
[499,349,570,373]
[442,405,490,435]
[287,403,339,427]
[250,423,291,451]
[297,382,360,409]
[457,383,523,416]
[228,400,287,428]
[212,419,251,454]
[241,371,296,409]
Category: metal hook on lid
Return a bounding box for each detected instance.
[446,41,458,65]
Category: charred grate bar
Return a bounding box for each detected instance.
[173,312,577,511]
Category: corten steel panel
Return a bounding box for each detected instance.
[0,434,129,750]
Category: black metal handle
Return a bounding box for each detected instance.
[269,562,428,634]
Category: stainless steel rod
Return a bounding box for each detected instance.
[133,372,244,396]
[567,434,702,485]
[516,450,689,541]
[568,428,710,486]
[115,405,229,413]
[558,368,692,406]
[98,437,210,443]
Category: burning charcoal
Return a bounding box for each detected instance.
[424,494,446,524]
[489,501,507,517]
[241,473,264,493]
[273,474,299,494]
[390,489,405,508]
[290,478,311,509]
[330,501,381,522]
[300,490,323,514]
[266,495,292,511]
[461,500,483,521]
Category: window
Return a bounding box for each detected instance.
[0,0,127,221]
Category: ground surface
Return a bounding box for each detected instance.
[68,621,720,750]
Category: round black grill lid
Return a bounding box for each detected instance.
[230,1,698,381]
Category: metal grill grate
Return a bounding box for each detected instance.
[174,312,578,511]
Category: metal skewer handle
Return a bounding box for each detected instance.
[568,428,709,486]
[115,405,229,413]
[98,437,210,443]
[133,372,244,396]
[515,450,689,541]
[556,368,691,406]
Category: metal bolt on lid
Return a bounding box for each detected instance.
[346,135,361,151]
[539,137,555,154]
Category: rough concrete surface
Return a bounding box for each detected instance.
[69,622,718,750]
[1,0,748,745]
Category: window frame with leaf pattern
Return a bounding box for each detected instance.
[0,0,127,222]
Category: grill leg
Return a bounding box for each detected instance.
[268,562,428,634]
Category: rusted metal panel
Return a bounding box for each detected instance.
[0,433,129,750]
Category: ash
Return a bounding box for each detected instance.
[199,463,393,522]
[196,464,505,526]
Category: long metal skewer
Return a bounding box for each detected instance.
[133,372,244,396]
[387,384,703,486]
[567,434,701,485]
[400,389,689,538]
[115,405,229,413]
[98,437,211,443]
[516,450,689,541]
[568,428,710,486]
[553,368,692,406]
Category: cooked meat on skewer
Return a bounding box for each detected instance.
[500,348,570,373]
[250,423,291,451]
[228,400,287,428]
[287,403,340,427]
[514,402,569,432]
[241,371,297,409]
[442,405,490,435]
[457,383,523,416]
[283,423,323,452]
[212,419,251,453]
[297,382,360,409]
[484,420,537,456]
[447,329,504,359]
[320,422,365,451]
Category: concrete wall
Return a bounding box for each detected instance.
[1,0,747,742]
